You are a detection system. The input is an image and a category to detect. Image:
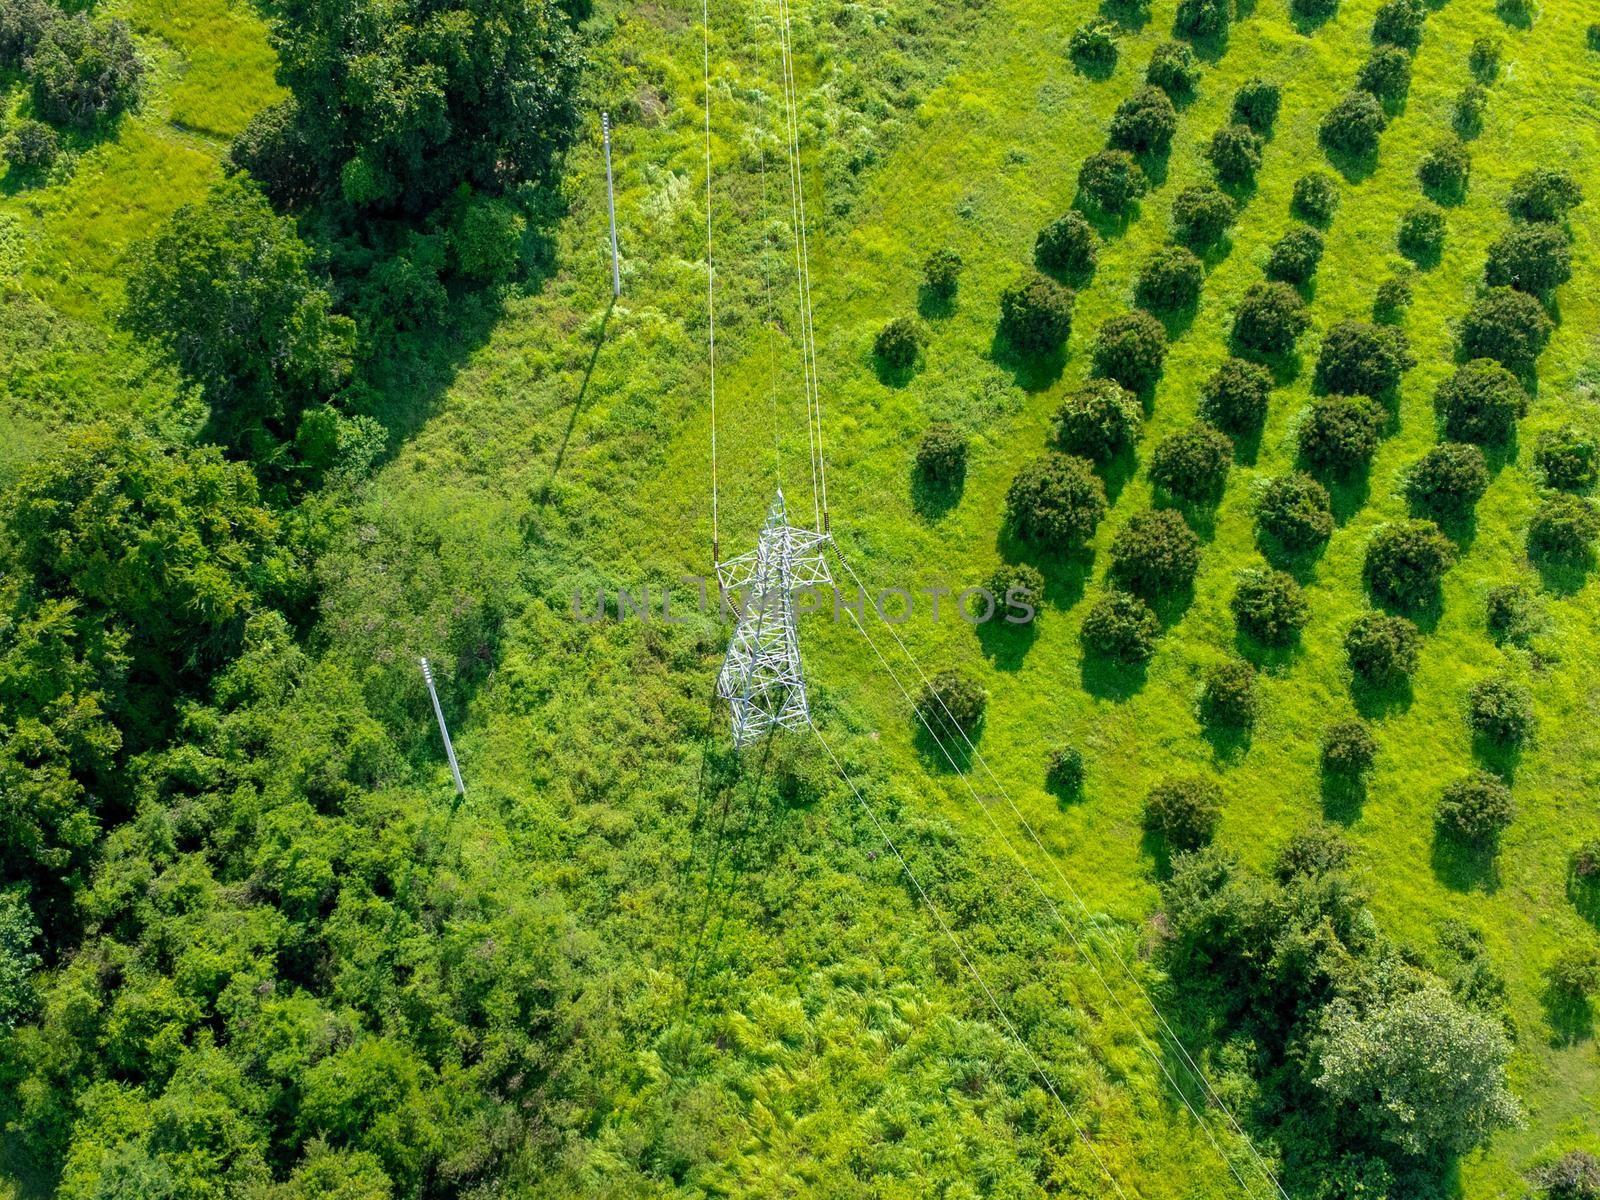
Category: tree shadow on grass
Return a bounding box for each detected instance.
[1227,422,1264,468]
[1471,733,1523,782]
[1567,871,1600,928]
[913,721,976,774]
[1431,832,1501,894]
[1099,445,1141,505]
[1072,51,1120,82]
[991,332,1067,392]
[1257,533,1326,584]
[1351,672,1413,719]
[1073,198,1139,241]
[1314,468,1371,526]
[1321,773,1367,824]
[1234,628,1299,674]
[1323,144,1379,186]
[995,532,1094,612]
[911,462,963,521]
[1201,719,1252,765]
[1153,493,1220,543]
[1140,828,1177,879]
[976,614,1038,672]
[1540,985,1593,1048]
[873,354,920,389]
[1147,297,1199,341]
[1100,0,1150,29]
[917,285,957,320]
[1413,505,1478,556]
[1081,649,1149,701]
[1533,550,1595,597]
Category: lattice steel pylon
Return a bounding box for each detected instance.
[715,490,833,747]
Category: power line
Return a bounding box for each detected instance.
[701,0,720,565]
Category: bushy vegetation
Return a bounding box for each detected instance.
[1418,138,1471,201]
[1320,90,1387,158]
[1485,223,1574,294]
[915,421,968,487]
[1314,321,1414,399]
[1322,719,1377,778]
[1257,472,1335,552]
[1461,287,1555,371]
[1399,203,1447,262]
[1232,281,1309,357]
[1198,357,1273,436]
[1091,310,1168,392]
[1004,452,1107,552]
[1035,211,1099,278]
[1372,0,1427,50]
[1535,426,1598,491]
[1231,568,1308,645]
[1507,166,1584,223]
[1199,659,1258,729]
[1434,358,1527,445]
[1146,39,1201,97]
[1231,79,1281,133]
[1052,380,1142,462]
[1356,45,1412,104]
[1299,394,1382,479]
[1437,772,1515,845]
[875,315,929,370]
[1109,508,1201,600]
[1149,422,1232,504]
[1292,170,1340,225]
[1528,494,1600,564]
[1143,776,1222,850]
[1345,610,1423,683]
[1404,442,1490,520]
[1171,183,1237,249]
[1173,0,1229,40]
[1135,244,1204,312]
[1365,519,1455,610]
[1069,17,1119,73]
[923,247,964,298]
[1080,590,1161,663]
[917,668,988,740]
[1045,746,1085,799]
[1467,675,1536,746]
[1110,86,1178,156]
[1207,123,1263,185]
[1077,148,1148,214]
[997,270,1075,354]
[1266,225,1325,285]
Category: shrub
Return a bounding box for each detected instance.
[1081,590,1161,663]
[1292,171,1340,225]
[1365,518,1455,609]
[1266,225,1324,285]
[1467,675,1535,745]
[1591,23,1600,51]
[1036,212,1099,278]
[1461,287,1554,371]
[1147,40,1202,97]
[1485,223,1573,295]
[1454,83,1489,137]
[1173,0,1229,39]
[1045,747,1085,799]
[1573,839,1600,882]
[915,422,967,486]
[1135,245,1204,312]
[1528,494,1600,563]
[1208,124,1264,184]
[1257,472,1334,551]
[1092,311,1168,392]
[1291,0,1338,21]
[1053,380,1142,462]
[1534,1152,1600,1200]
[1345,610,1421,682]
[1508,167,1583,222]
[28,14,144,130]
[1110,86,1178,155]
[1276,824,1355,882]
[1469,36,1502,83]
[1320,91,1386,158]
[1404,443,1489,519]
[1322,719,1377,777]
[1231,79,1281,133]
[1486,583,1534,643]
[1314,321,1414,398]
[1535,426,1598,491]
[1231,568,1308,645]
[1078,149,1148,214]
[1357,45,1412,103]
[1150,422,1232,504]
[1372,0,1426,50]
[874,316,928,370]
[989,560,1045,613]
[1374,273,1413,322]
[1069,17,1119,71]
[1109,509,1201,600]
[923,248,963,299]
[1299,394,1382,479]
[0,0,55,67]
[998,271,1075,355]
[1232,281,1309,357]
[1171,184,1237,249]
[917,669,987,740]
[1200,659,1258,729]
[2,118,58,172]
[1437,772,1514,844]
[1398,203,1446,262]
[1418,138,1470,200]
[1198,357,1272,436]
[1143,777,1223,850]
[1434,359,1526,445]
[1546,945,1600,999]
[1005,452,1107,552]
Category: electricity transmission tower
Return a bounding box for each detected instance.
[715,490,832,746]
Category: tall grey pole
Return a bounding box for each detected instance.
[419,657,465,796]
[602,112,621,298]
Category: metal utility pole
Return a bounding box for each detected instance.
[419,657,465,796]
[602,111,621,298]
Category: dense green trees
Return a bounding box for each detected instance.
[1231,568,1308,645]
[1314,321,1414,399]
[1171,184,1237,249]
[1208,124,1263,184]
[1052,381,1141,462]
[915,422,967,487]
[1365,519,1455,610]
[1345,610,1421,683]
[1461,287,1554,371]
[1299,394,1382,479]
[1292,171,1340,225]
[1109,509,1200,600]
[1136,245,1204,313]
[1320,91,1386,158]
[1434,358,1526,445]
[1109,86,1178,156]
[1035,211,1099,278]
[1232,282,1309,357]
[1199,357,1272,436]
[874,315,929,370]
[1143,777,1222,849]
[1231,79,1281,133]
[1149,422,1232,504]
[1004,453,1107,552]
[1077,149,1147,214]
[1091,311,1168,392]
[997,271,1075,354]
[1405,443,1490,519]
[1081,590,1160,663]
[1266,226,1324,285]
[1257,472,1334,552]
[1485,223,1573,294]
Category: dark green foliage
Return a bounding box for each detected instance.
[923,247,963,298]
[1535,1152,1600,1200]
[1461,287,1554,371]
[1467,675,1535,746]
[123,176,356,461]
[1495,0,1531,26]
[1052,380,1142,462]
[1173,0,1229,39]
[1231,567,1308,645]
[1035,211,1099,278]
[1547,946,1600,1002]
[1147,40,1201,97]
[2,118,58,171]
[1109,86,1178,155]
[1135,245,1204,312]
[26,13,143,130]
[1232,281,1309,356]
[1535,426,1598,491]
[1077,148,1148,214]
[1398,203,1446,262]
[1321,719,1377,778]
[1509,167,1584,222]
[1356,45,1412,103]
[1371,0,1426,50]
[1081,590,1160,663]
[1365,518,1455,610]
[1590,24,1600,51]
[1257,472,1334,551]
[1434,358,1526,445]
[915,421,967,486]
[1208,123,1264,184]
[1314,321,1414,398]
[0,0,54,66]
[1319,91,1386,158]
[1109,509,1201,600]
[1528,494,1600,563]
[1091,310,1168,392]
[1291,0,1338,21]
[997,271,1075,354]
[1345,610,1421,683]
[1150,422,1232,504]
[1199,659,1258,729]
[1277,822,1355,881]
[1069,17,1119,72]
[1486,223,1574,295]
[0,891,41,1031]
[1199,357,1272,436]
[1144,777,1223,850]
[1266,225,1325,285]
[1486,583,1535,643]
[1299,394,1382,479]
[1231,78,1281,133]
[1418,138,1470,200]
[988,560,1045,612]
[1292,170,1340,225]
[917,669,987,740]
[1045,747,1085,799]
[1374,272,1413,323]
[1437,772,1515,845]
[874,315,929,370]
[1469,35,1502,82]
[1171,184,1237,249]
[1404,443,1490,519]
[1004,452,1107,552]
[1455,82,1489,138]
